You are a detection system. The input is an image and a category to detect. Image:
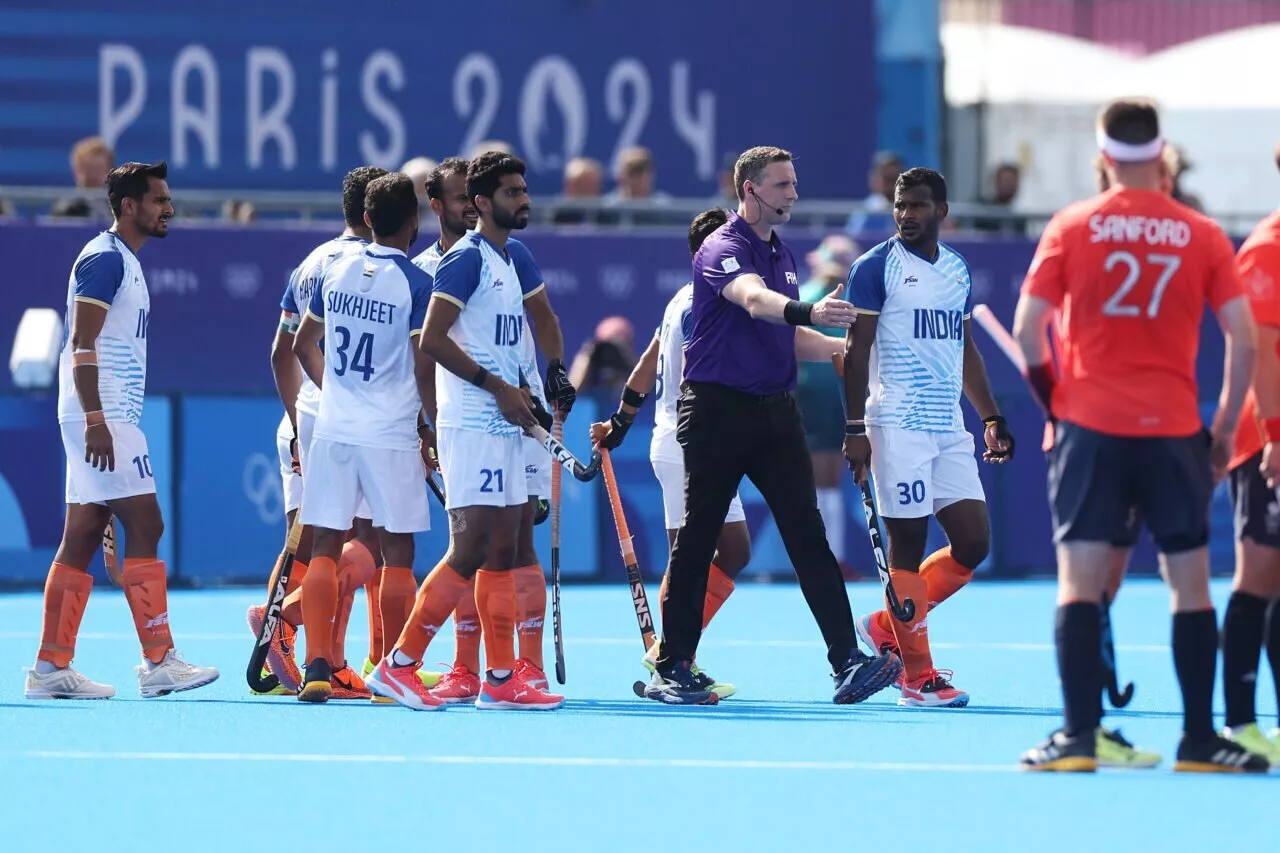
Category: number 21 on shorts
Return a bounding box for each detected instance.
[897,479,925,505]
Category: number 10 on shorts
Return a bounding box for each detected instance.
[897,479,925,505]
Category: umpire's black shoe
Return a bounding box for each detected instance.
[1174,734,1270,774]
[1021,729,1097,772]
[644,660,720,705]
[832,649,902,704]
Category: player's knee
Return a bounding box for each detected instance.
[950,536,989,571]
[121,512,164,550]
[714,523,751,577]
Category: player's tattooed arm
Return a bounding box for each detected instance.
[292,312,326,389]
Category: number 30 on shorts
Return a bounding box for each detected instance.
[897,479,925,505]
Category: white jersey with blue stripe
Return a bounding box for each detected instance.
[844,237,973,432]
[281,235,370,418]
[306,246,432,451]
[57,230,149,426]
[431,232,545,436]
[650,283,693,464]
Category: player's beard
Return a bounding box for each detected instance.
[443,212,471,239]
[493,204,530,231]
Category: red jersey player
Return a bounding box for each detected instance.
[1013,99,1265,772]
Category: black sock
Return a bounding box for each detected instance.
[1057,603,1101,738]
[1173,609,1218,740]
[1267,599,1280,725]
[1221,591,1267,728]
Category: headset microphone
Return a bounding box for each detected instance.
[749,186,784,216]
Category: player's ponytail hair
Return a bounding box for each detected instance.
[467,151,527,204]
[107,161,167,218]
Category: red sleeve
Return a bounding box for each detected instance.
[1022,215,1068,307]
[1237,240,1280,327]
[1206,225,1244,313]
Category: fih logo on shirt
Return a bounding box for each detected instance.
[785,272,798,285]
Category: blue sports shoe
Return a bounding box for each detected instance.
[832,649,903,704]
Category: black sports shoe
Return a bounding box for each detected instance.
[832,649,902,704]
[1021,730,1098,772]
[1174,734,1270,773]
[643,660,719,705]
[298,658,333,704]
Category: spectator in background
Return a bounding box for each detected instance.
[844,150,901,238]
[400,156,438,203]
[1164,145,1204,212]
[222,199,256,223]
[51,136,114,219]
[711,150,739,207]
[795,234,861,578]
[604,146,677,225]
[553,157,605,225]
[973,162,1027,235]
[569,315,637,393]
[468,140,516,159]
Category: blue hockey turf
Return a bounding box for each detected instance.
[1,579,1275,851]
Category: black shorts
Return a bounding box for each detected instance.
[1228,451,1280,548]
[1112,506,1143,549]
[1048,420,1211,554]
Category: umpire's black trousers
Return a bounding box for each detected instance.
[657,380,857,672]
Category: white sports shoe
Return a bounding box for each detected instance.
[25,664,115,699]
[136,649,219,698]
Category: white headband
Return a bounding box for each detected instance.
[1096,127,1165,163]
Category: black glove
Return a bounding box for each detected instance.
[289,435,301,475]
[545,358,576,414]
[599,411,635,450]
[529,394,554,434]
[983,415,1016,462]
[534,498,550,525]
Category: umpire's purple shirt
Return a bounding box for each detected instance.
[683,211,801,395]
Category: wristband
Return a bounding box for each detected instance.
[845,422,866,437]
[72,350,97,368]
[470,366,490,388]
[621,386,649,409]
[783,300,815,326]
[613,408,636,426]
[85,410,105,427]
[1263,418,1280,443]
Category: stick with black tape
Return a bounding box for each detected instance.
[970,304,1133,708]
[831,352,915,623]
[101,515,122,588]
[246,511,305,694]
[526,401,603,483]
[549,411,566,685]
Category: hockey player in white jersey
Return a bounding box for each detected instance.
[842,167,1014,708]
[27,161,219,700]
[291,173,437,703]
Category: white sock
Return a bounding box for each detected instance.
[817,488,845,563]
[489,668,512,681]
[34,659,59,674]
[391,649,415,668]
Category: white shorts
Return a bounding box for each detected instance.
[438,427,529,510]
[868,426,985,519]
[297,408,371,520]
[523,434,551,498]
[275,414,302,514]
[61,420,157,506]
[652,458,746,530]
[299,438,431,534]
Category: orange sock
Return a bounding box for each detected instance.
[702,564,735,629]
[886,569,932,681]
[453,575,481,672]
[380,566,418,660]
[873,548,974,637]
[513,564,546,669]
[122,559,174,664]
[395,563,470,661]
[475,569,517,673]
[281,560,308,626]
[37,562,92,668]
[301,556,338,665]
[366,569,384,664]
[331,541,376,667]
[284,556,308,596]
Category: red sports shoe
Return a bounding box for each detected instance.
[430,663,482,705]
[329,665,372,700]
[898,668,969,708]
[364,657,446,711]
[855,611,899,657]
[514,658,549,690]
[475,668,564,711]
[246,605,301,692]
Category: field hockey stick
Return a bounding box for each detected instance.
[600,449,657,650]
[1099,591,1135,708]
[245,511,305,693]
[101,515,122,587]
[973,305,1135,706]
[829,352,915,623]
[858,473,916,623]
[527,422,603,482]
[550,412,566,684]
